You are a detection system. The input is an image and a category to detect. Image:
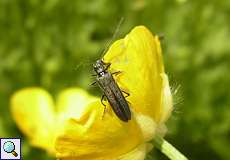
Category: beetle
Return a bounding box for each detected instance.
[92,59,131,122]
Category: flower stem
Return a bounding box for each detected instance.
[153,135,188,160]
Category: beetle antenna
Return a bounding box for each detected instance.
[101,17,124,59]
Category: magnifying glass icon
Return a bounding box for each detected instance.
[3,141,18,157]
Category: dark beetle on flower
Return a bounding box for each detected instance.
[92,59,131,122]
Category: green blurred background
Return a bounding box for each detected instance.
[0,0,230,159]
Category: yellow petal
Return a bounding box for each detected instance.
[55,101,144,160]
[159,74,173,123]
[104,26,169,123]
[56,88,98,121]
[117,143,153,160]
[134,113,157,141]
[10,87,55,153]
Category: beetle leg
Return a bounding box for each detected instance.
[101,95,107,119]
[101,94,107,106]
[90,81,97,86]
[105,62,111,70]
[112,71,122,76]
[101,59,111,70]
[122,90,130,98]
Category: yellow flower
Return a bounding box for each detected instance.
[10,88,56,153]
[10,26,173,160]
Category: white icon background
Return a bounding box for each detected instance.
[1,138,21,160]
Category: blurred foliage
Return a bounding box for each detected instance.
[0,0,230,160]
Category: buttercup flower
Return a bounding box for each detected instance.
[10,26,173,160]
